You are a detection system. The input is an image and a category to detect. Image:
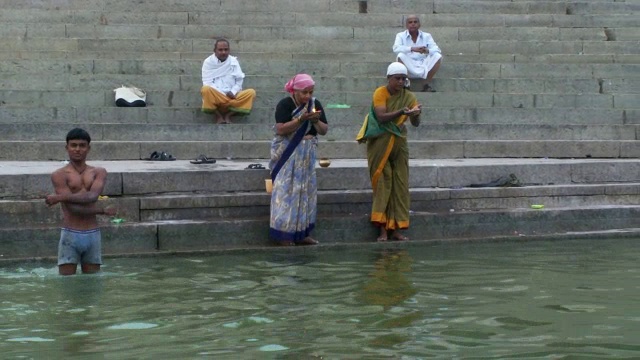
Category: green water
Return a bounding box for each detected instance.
[1,238,639,359]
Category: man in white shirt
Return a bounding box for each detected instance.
[201,38,256,124]
[392,15,443,92]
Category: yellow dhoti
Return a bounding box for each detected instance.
[201,86,256,115]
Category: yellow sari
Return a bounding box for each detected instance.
[357,86,417,230]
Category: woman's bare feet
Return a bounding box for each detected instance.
[376,228,388,242]
[298,237,319,246]
[390,231,409,241]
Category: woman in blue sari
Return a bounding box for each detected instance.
[269,74,328,246]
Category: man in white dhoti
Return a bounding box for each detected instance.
[201,38,256,124]
[393,15,443,92]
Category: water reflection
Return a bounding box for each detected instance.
[359,249,422,349]
[55,274,106,356]
[1,238,639,358]
[360,249,417,308]
[0,267,107,357]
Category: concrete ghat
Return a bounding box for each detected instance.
[3,157,640,175]
[1,159,639,197]
[0,158,639,261]
[2,206,640,262]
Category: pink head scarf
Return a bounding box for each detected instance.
[284,74,315,94]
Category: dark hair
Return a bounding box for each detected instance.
[214,38,230,50]
[66,128,91,144]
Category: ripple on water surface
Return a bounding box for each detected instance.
[107,322,159,330]
[0,238,639,358]
[7,337,55,342]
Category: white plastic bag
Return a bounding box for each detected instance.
[114,85,147,107]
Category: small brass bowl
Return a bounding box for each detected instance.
[318,158,331,168]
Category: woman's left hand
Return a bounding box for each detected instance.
[407,104,422,116]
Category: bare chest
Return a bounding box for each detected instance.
[66,169,95,193]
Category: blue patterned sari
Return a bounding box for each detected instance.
[269,98,317,242]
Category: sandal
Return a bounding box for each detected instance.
[190,154,216,164]
[158,151,176,161]
[144,151,160,161]
[246,163,266,170]
[145,151,176,161]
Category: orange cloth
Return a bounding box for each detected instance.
[201,86,255,114]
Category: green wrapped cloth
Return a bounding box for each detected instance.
[356,105,404,143]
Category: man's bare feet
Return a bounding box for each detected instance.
[223,113,233,124]
[390,231,409,241]
[215,115,226,124]
[376,228,388,242]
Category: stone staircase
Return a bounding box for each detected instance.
[1,158,639,259]
[0,0,639,260]
[0,0,637,160]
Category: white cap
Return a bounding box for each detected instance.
[386,62,408,76]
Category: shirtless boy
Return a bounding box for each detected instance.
[45,128,116,275]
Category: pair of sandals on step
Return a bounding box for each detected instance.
[144,151,216,164]
[144,153,268,168]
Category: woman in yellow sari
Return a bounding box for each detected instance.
[356,62,422,242]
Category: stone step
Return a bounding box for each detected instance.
[3,23,638,43]
[611,27,640,41]
[3,59,638,81]
[566,2,640,15]
[117,13,640,31]
[0,0,639,23]
[434,1,638,15]
[0,89,640,110]
[0,0,371,13]
[0,139,637,161]
[138,184,640,222]
[1,50,637,65]
[0,105,634,127]
[0,123,635,143]
[4,89,635,110]
[3,73,636,94]
[0,0,640,16]
[3,181,639,229]
[1,37,639,55]
[505,54,640,64]
[2,205,639,260]
[2,158,639,199]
